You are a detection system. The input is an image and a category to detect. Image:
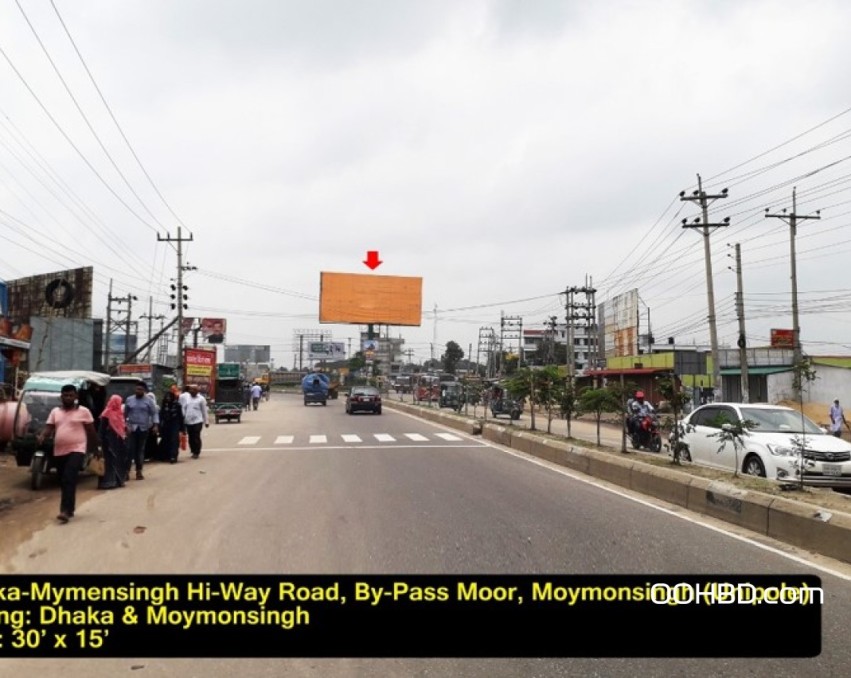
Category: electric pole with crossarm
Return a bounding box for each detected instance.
[680,175,729,402]
[765,187,821,372]
[158,226,193,373]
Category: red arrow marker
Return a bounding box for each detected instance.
[364,250,383,270]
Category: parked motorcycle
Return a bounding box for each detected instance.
[630,413,662,453]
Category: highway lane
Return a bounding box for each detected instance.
[0,392,848,677]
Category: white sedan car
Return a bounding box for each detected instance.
[672,403,851,487]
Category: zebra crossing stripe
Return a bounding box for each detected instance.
[435,433,462,441]
[232,432,474,446]
[404,433,429,441]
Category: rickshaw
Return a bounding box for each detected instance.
[11,371,108,490]
[487,382,523,420]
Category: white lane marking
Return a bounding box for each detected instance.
[238,436,261,445]
[309,435,328,444]
[405,433,429,441]
[205,445,485,452]
[274,436,294,445]
[374,434,395,442]
[341,434,362,443]
[435,432,462,441]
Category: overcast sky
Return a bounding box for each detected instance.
[2,0,851,368]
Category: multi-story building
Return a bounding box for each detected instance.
[522,323,598,373]
[360,332,405,375]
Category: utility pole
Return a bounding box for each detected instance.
[500,312,523,373]
[680,175,729,402]
[546,315,558,365]
[124,294,137,362]
[433,304,438,360]
[104,279,113,369]
[765,187,821,370]
[104,281,135,370]
[564,280,596,379]
[731,243,749,403]
[158,226,193,373]
[565,287,575,383]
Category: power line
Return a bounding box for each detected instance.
[0,131,150,280]
[14,0,170,233]
[48,0,193,236]
[0,40,162,234]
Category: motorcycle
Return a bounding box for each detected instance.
[630,413,662,453]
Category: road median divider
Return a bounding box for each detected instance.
[385,400,851,564]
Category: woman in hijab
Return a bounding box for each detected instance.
[98,394,126,489]
[158,389,185,464]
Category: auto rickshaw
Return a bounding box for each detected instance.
[487,382,523,420]
[439,381,465,412]
[11,371,108,490]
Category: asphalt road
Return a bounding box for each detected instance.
[0,392,849,677]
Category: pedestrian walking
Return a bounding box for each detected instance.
[144,389,161,461]
[182,383,209,459]
[36,384,99,523]
[829,399,849,438]
[124,380,159,480]
[158,390,185,464]
[97,394,127,489]
[250,382,262,411]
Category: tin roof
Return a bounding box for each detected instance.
[24,370,111,392]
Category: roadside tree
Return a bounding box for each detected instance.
[578,385,621,446]
[442,341,464,375]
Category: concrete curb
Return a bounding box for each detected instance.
[385,400,851,565]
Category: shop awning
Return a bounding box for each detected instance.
[720,366,792,376]
[583,367,673,376]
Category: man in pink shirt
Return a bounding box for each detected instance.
[37,384,99,523]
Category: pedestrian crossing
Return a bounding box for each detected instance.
[234,432,465,446]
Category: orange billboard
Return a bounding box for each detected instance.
[319,272,423,326]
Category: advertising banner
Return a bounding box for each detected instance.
[117,364,153,380]
[200,318,227,344]
[1,279,33,371]
[184,347,216,399]
[308,341,345,361]
[319,272,422,326]
[108,334,138,359]
[770,329,794,349]
[6,266,93,320]
[601,289,639,359]
[224,345,271,364]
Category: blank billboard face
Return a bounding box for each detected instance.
[319,272,422,326]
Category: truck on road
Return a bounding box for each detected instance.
[302,372,329,406]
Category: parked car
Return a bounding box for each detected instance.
[345,386,382,415]
[671,402,851,487]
